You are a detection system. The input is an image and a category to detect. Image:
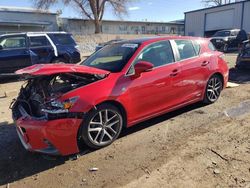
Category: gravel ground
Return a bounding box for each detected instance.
[0,54,250,188]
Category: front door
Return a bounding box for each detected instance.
[124,40,181,123]
[0,35,31,74]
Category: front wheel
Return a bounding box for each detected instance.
[203,75,223,104]
[80,104,123,149]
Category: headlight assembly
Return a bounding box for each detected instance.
[42,96,79,114]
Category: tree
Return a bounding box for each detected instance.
[32,0,130,33]
[202,0,241,7]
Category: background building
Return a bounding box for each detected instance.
[0,6,58,34]
[59,18,184,35]
[0,6,184,36]
[185,0,250,37]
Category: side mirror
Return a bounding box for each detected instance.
[133,61,153,77]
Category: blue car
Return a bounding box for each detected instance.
[0,32,81,75]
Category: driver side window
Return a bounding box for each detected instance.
[134,41,174,67]
[127,40,174,75]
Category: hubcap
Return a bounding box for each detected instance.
[207,77,222,102]
[88,109,122,146]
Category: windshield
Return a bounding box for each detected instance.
[213,31,231,37]
[82,43,139,72]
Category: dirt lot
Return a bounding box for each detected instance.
[0,54,250,188]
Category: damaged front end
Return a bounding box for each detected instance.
[11,64,109,155]
[11,72,104,120]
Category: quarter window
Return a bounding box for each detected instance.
[174,40,197,60]
[134,41,175,68]
[29,36,51,47]
[0,36,26,49]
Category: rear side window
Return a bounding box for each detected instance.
[52,34,76,45]
[174,40,197,60]
[29,36,50,47]
[0,36,26,49]
[208,42,216,51]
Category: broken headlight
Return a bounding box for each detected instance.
[42,96,79,114]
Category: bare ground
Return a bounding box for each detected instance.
[0,54,250,188]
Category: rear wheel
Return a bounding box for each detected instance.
[80,104,123,149]
[203,75,223,104]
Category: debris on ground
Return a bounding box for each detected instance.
[213,169,220,174]
[209,148,229,162]
[227,82,240,88]
[89,167,99,172]
[224,100,250,118]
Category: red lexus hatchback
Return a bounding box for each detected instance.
[12,36,229,156]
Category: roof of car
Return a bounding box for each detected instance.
[0,32,68,37]
[118,36,207,45]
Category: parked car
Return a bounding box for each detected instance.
[95,39,124,51]
[236,39,250,69]
[11,36,228,156]
[210,29,240,52]
[0,32,81,76]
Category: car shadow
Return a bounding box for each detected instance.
[0,122,67,185]
[0,102,206,185]
[229,67,250,84]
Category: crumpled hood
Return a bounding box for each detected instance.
[15,64,110,76]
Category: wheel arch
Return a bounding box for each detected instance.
[212,72,224,89]
[96,100,128,128]
[202,72,224,104]
[76,100,127,151]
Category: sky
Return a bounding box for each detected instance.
[0,0,204,22]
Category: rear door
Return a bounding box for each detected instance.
[0,35,31,74]
[172,39,210,103]
[28,35,55,64]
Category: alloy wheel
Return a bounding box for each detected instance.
[206,77,222,102]
[87,109,122,146]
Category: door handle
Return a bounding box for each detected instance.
[201,61,210,66]
[170,69,179,77]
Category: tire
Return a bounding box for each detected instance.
[203,75,223,104]
[80,104,123,149]
[52,58,67,64]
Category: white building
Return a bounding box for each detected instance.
[60,18,184,35]
[0,6,58,34]
[185,0,250,37]
[0,6,184,36]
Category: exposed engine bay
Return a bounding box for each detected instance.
[11,73,105,120]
